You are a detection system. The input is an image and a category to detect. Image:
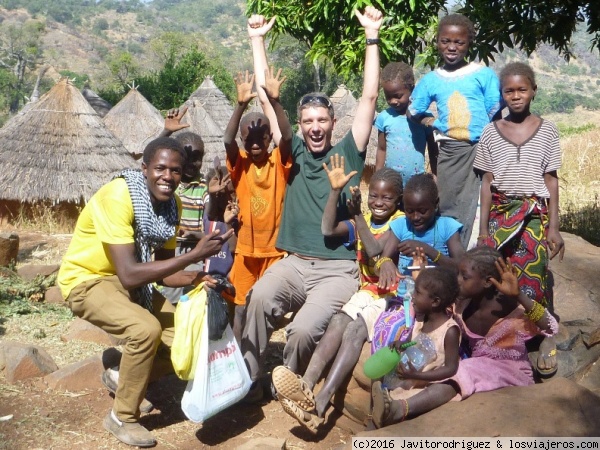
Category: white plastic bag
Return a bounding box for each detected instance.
[181,324,252,423]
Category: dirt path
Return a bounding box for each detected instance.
[0,230,356,449]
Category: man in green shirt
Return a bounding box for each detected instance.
[242,7,384,399]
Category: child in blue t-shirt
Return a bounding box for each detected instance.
[375,62,437,187]
[377,174,465,288]
[408,14,501,248]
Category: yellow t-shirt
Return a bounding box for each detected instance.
[57,178,178,299]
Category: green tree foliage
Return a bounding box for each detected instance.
[0,19,45,112]
[461,0,600,62]
[58,70,91,89]
[247,0,600,77]
[101,48,235,111]
[247,0,445,78]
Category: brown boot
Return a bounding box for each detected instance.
[103,410,156,447]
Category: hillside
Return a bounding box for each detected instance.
[1,1,600,121]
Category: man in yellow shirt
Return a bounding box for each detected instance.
[57,137,233,447]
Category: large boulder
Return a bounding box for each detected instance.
[353,378,600,439]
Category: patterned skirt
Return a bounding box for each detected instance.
[481,191,549,306]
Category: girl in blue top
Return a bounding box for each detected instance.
[408,14,501,248]
[375,62,437,187]
[378,174,465,288]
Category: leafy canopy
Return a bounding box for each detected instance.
[246,0,445,77]
[246,0,600,76]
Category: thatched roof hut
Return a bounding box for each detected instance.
[82,86,112,118]
[173,99,227,174]
[330,84,358,120]
[103,87,164,159]
[0,78,136,215]
[187,76,233,132]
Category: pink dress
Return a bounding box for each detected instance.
[448,301,558,400]
[388,317,460,401]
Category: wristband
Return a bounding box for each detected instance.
[374,257,393,270]
[366,38,380,45]
[432,251,442,263]
[524,302,546,323]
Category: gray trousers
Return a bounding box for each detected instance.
[241,254,359,381]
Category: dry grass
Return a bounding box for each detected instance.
[558,127,600,246]
[11,202,79,235]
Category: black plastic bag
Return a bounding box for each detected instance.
[206,275,234,341]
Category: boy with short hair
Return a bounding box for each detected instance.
[222,68,292,337]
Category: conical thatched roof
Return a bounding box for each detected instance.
[187,75,233,132]
[103,87,164,158]
[330,84,358,119]
[174,98,227,174]
[82,86,112,118]
[331,102,379,166]
[0,78,137,204]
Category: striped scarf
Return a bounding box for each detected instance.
[114,169,179,311]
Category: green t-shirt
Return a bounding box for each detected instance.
[276,132,365,259]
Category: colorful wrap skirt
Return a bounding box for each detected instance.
[481,191,549,306]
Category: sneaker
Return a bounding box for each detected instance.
[101,368,154,414]
[103,410,156,448]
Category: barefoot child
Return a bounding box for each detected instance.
[375,62,437,185]
[474,62,564,377]
[408,14,502,247]
[272,157,404,433]
[371,247,558,426]
[222,69,292,338]
[372,266,460,428]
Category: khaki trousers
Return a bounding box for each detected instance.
[67,276,175,422]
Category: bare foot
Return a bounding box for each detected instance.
[537,335,558,377]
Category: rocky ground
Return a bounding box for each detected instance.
[1,230,599,450]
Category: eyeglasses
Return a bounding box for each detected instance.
[298,95,333,109]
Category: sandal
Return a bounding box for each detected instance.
[272,366,316,411]
[279,397,323,434]
[537,337,558,378]
[371,381,391,429]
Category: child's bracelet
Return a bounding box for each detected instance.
[524,302,546,323]
[432,251,442,263]
[375,257,393,270]
[478,234,489,239]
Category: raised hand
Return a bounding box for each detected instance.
[347,185,362,216]
[164,107,190,133]
[224,198,239,224]
[489,257,520,298]
[247,14,276,38]
[322,153,358,191]
[354,6,383,33]
[208,168,232,196]
[235,71,256,105]
[262,66,286,101]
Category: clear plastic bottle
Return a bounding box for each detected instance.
[398,333,437,372]
[402,277,415,327]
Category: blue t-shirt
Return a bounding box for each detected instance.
[374,109,429,187]
[389,215,463,274]
[409,62,501,143]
